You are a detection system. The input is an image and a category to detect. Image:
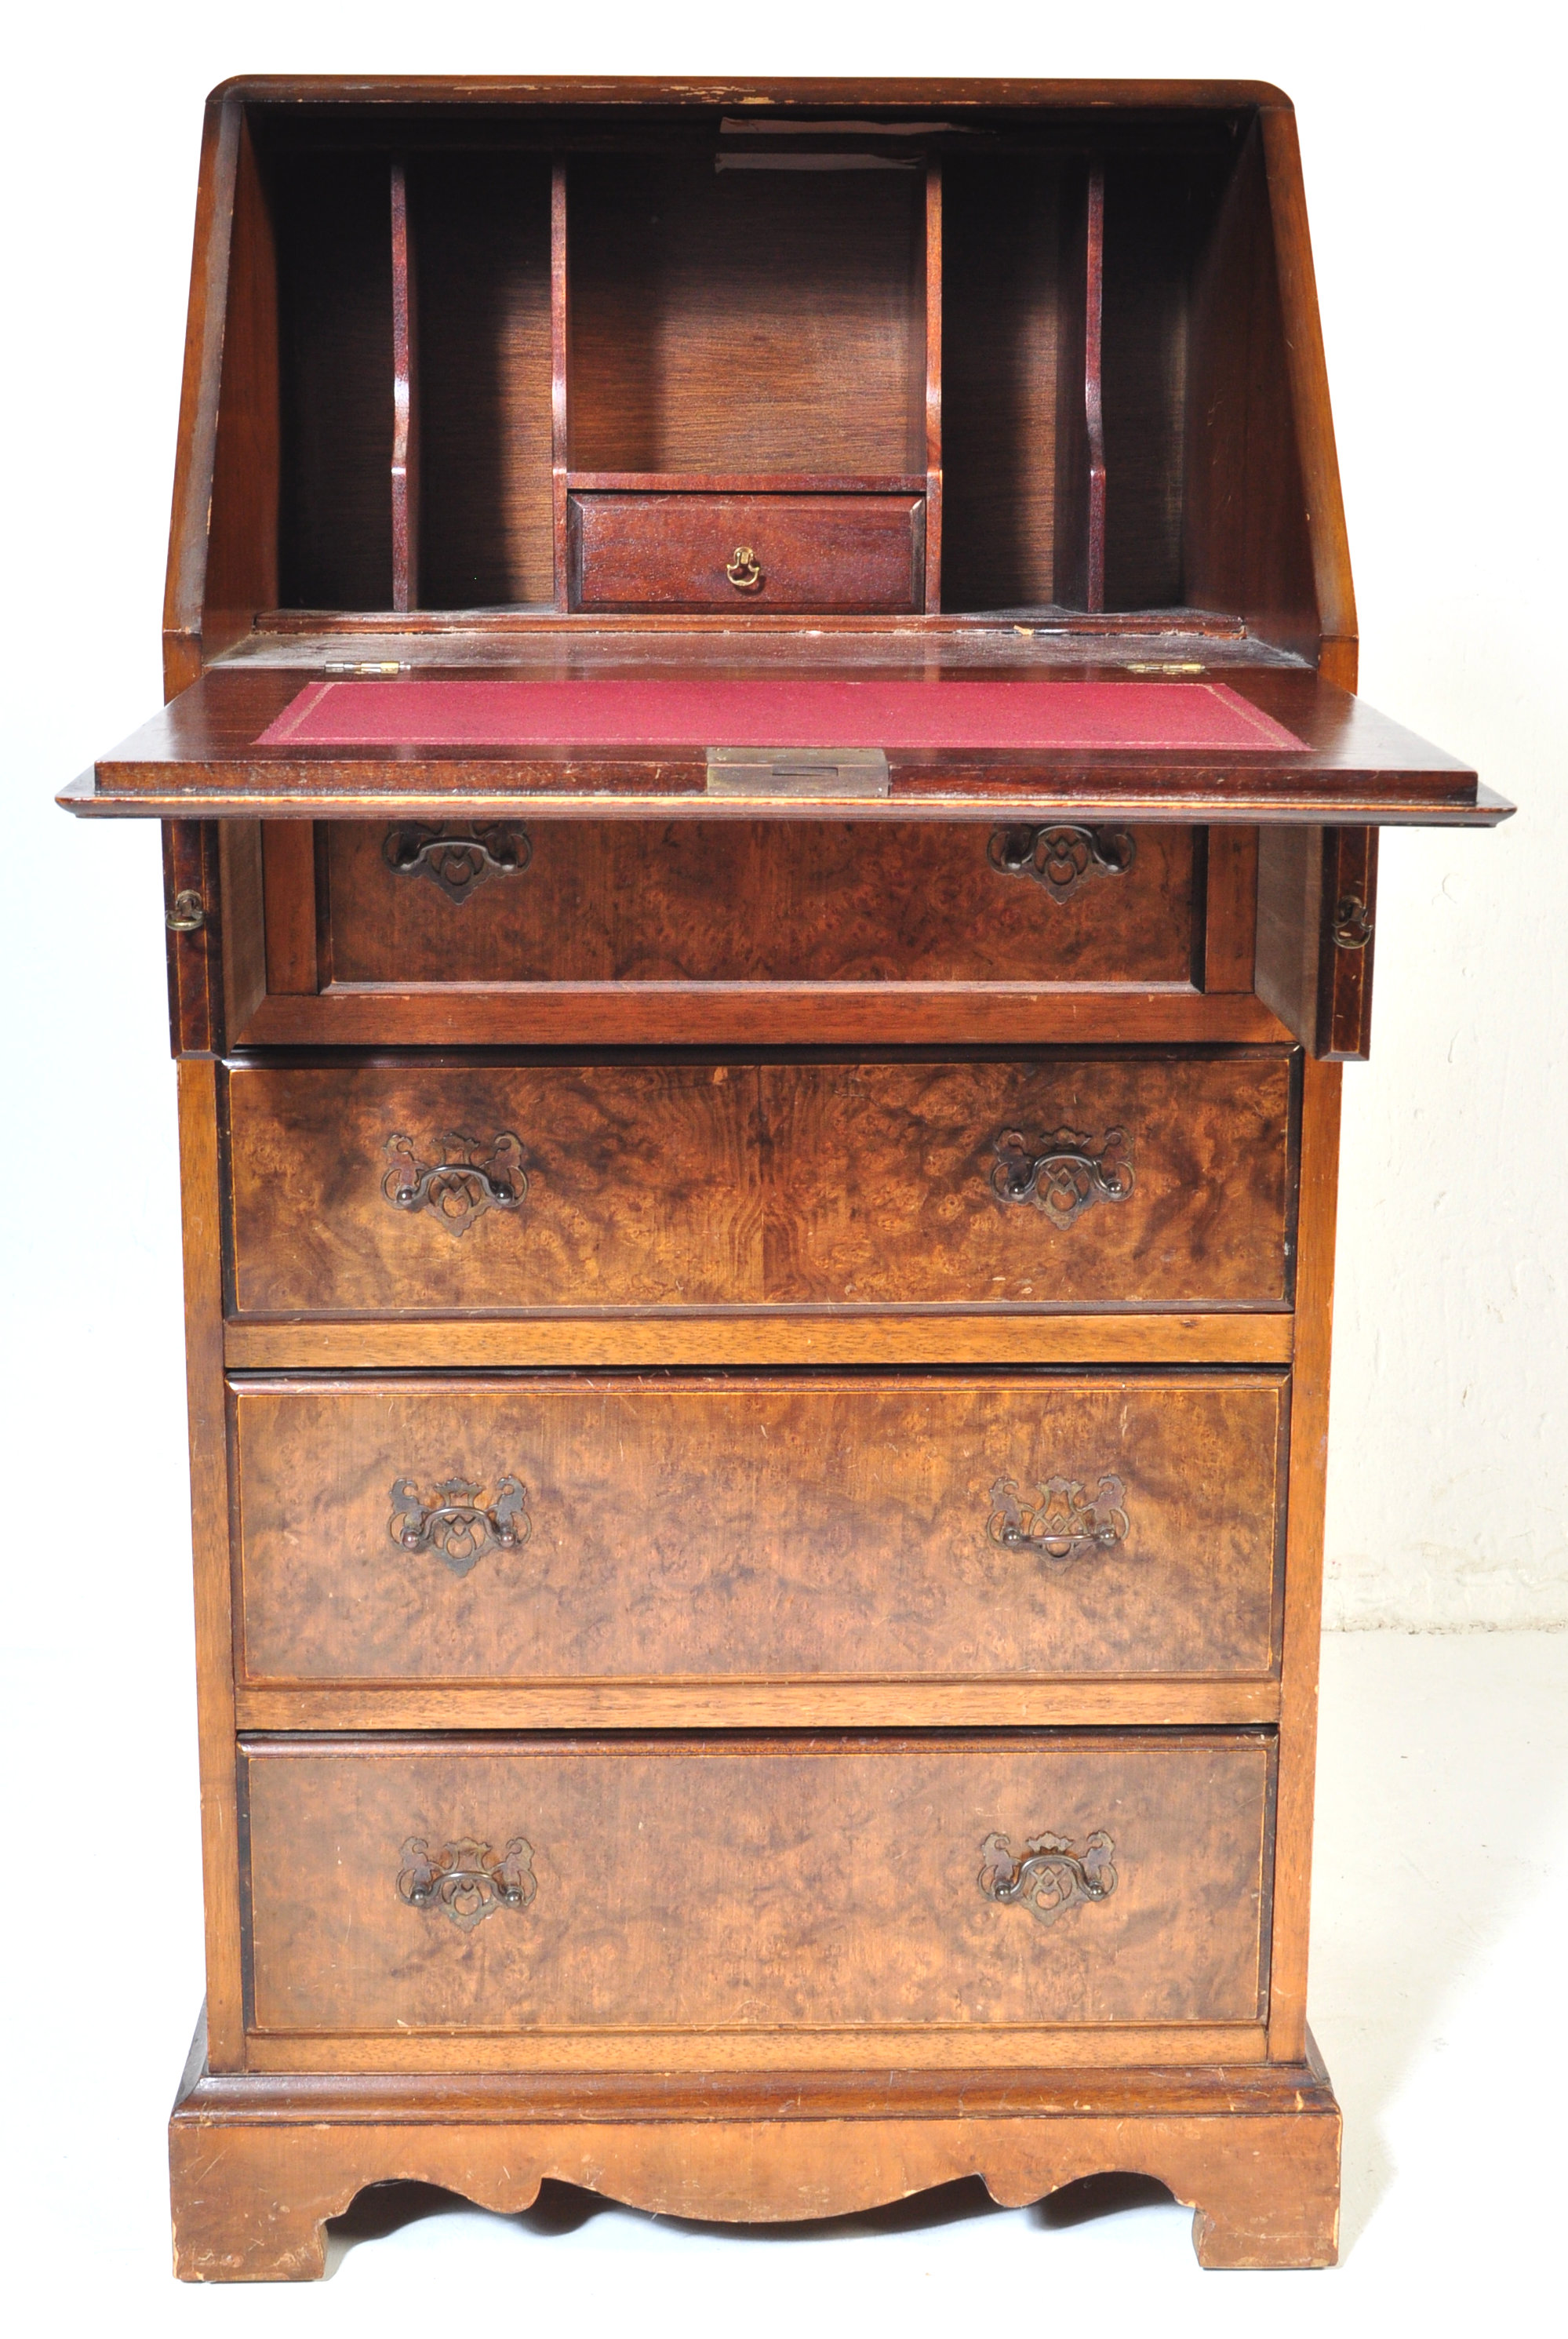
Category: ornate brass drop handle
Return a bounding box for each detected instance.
[988,1473,1130,1566]
[979,1830,1117,1924]
[989,825,1136,903]
[384,823,532,905]
[382,1131,527,1235]
[990,1126,1133,1227]
[398,1835,537,1930]
[389,1475,531,1577]
[726,544,764,592]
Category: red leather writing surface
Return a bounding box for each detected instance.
[256,677,1304,753]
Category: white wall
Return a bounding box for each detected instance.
[4,0,1563,1642]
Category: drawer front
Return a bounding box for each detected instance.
[323,820,1199,989]
[242,1733,1273,2042]
[225,1053,1296,1317]
[568,491,924,613]
[234,1371,1286,1686]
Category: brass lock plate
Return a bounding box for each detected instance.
[705,747,891,798]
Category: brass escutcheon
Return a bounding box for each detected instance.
[726,545,764,591]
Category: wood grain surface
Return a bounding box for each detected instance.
[169,2051,1339,2274]
[231,1369,1286,1685]
[240,1732,1274,2039]
[566,156,926,477]
[761,1053,1295,1306]
[414,152,554,609]
[222,1310,1296,1372]
[322,820,1199,988]
[224,1052,1297,1316]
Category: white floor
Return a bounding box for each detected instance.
[5,1631,1564,2335]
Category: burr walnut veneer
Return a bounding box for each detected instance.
[64,75,1504,2279]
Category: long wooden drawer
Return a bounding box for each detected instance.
[318,820,1199,989]
[225,1052,1297,1317]
[240,1733,1275,2063]
[567,491,924,612]
[232,1371,1286,1686]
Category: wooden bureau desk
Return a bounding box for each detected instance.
[61,76,1508,2278]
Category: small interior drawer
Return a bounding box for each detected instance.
[567,491,925,613]
[232,1369,1287,1688]
[240,1731,1274,2050]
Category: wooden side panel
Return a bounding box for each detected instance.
[1268,1055,1341,2061]
[1316,827,1377,1059]
[1184,119,1319,664]
[162,819,225,1056]
[231,1370,1287,1686]
[240,1734,1274,2039]
[1255,827,1376,1060]
[1259,107,1357,678]
[164,96,240,693]
[179,1060,246,2066]
[224,1054,1297,1318]
[321,820,1200,988]
[206,115,279,650]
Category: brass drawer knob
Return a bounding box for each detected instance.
[381,1131,527,1234]
[987,1472,1130,1565]
[726,544,764,592]
[398,1835,537,1930]
[389,1474,531,1576]
[991,1126,1134,1226]
[1332,893,1375,950]
[979,1830,1117,1924]
[166,889,206,933]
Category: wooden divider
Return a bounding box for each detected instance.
[390,160,419,612]
[551,159,570,610]
[923,158,943,612]
[1083,164,1107,612]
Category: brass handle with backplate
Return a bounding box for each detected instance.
[381,1132,527,1235]
[978,1830,1118,1923]
[398,1835,537,1929]
[388,1474,531,1576]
